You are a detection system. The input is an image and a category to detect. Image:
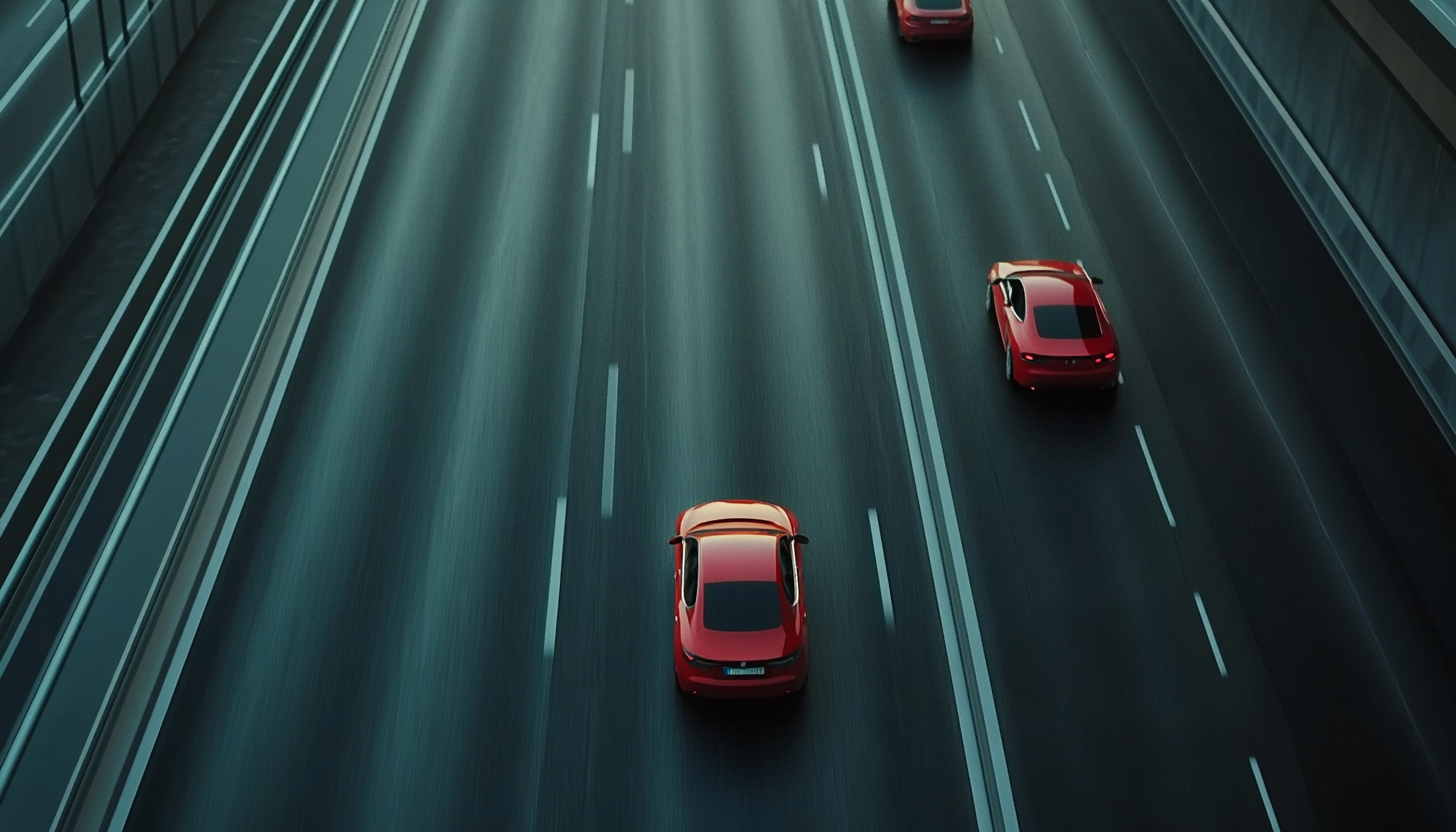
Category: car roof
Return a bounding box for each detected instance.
[1019,272,1099,306]
[698,533,780,584]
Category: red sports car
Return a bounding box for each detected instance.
[890,0,973,42]
[671,500,809,698]
[987,259,1121,390]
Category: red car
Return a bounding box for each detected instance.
[671,500,809,698]
[890,0,973,42]
[987,259,1121,391]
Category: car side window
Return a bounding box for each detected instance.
[777,536,797,605]
[682,538,699,607]
[1007,279,1026,320]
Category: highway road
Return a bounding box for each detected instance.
[24,0,1444,828]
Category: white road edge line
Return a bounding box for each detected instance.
[812,142,827,200]
[826,0,1020,827]
[100,2,432,825]
[0,0,311,609]
[622,68,634,154]
[995,36,1004,53]
[25,0,49,28]
[1044,172,1070,231]
[1017,100,1040,151]
[867,509,895,630]
[543,497,568,657]
[586,113,600,190]
[600,364,619,519]
[1134,424,1177,527]
[1249,757,1284,832]
[0,0,370,800]
[1193,591,1227,677]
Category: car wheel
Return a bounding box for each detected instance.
[1004,345,1014,383]
[985,284,993,315]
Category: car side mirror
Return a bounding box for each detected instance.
[668,535,683,545]
[793,534,809,545]
[1090,276,1104,285]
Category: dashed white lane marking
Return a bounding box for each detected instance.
[1017,100,1040,151]
[1135,424,1177,527]
[586,113,600,190]
[813,143,828,200]
[1249,757,1283,832]
[622,69,635,154]
[1193,591,1228,677]
[867,509,895,630]
[1044,172,1070,231]
[543,497,568,657]
[1076,258,1085,270]
[995,36,1004,53]
[26,0,50,27]
[823,0,1019,825]
[600,364,619,519]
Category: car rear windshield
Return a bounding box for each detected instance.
[915,0,963,9]
[1033,304,1102,339]
[703,581,783,632]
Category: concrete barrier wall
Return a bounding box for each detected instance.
[1169,0,1456,445]
[0,0,219,350]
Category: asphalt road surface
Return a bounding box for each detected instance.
[119,0,1456,829]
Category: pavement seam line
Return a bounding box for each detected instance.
[600,364,619,519]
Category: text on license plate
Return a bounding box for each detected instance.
[724,666,766,676]
[931,18,950,23]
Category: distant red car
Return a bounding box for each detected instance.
[890,0,973,42]
[671,500,809,698]
[987,260,1121,391]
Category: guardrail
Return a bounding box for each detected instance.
[0,0,220,350]
[1168,0,1456,451]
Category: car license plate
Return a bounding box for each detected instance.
[723,666,765,676]
[931,18,950,23]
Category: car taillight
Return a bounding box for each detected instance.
[1021,353,1038,362]
[1105,352,1116,360]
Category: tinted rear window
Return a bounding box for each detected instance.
[1033,304,1102,339]
[915,0,963,8]
[703,581,783,632]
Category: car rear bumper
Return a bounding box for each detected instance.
[899,16,973,40]
[1016,362,1119,389]
[675,652,809,698]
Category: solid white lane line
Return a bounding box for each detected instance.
[1017,100,1040,151]
[600,364,619,519]
[1249,757,1284,832]
[622,68,634,154]
[995,36,1004,53]
[1134,424,1177,527]
[829,0,1020,828]
[25,0,49,27]
[586,113,600,190]
[99,4,432,826]
[867,509,895,629]
[813,143,827,200]
[1044,172,1070,231]
[815,3,989,827]
[543,497,568,657]
[1193,591,1227,677]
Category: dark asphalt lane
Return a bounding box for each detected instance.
[122,0,1456,829]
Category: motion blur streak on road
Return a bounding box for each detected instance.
[121,0,1456,827]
